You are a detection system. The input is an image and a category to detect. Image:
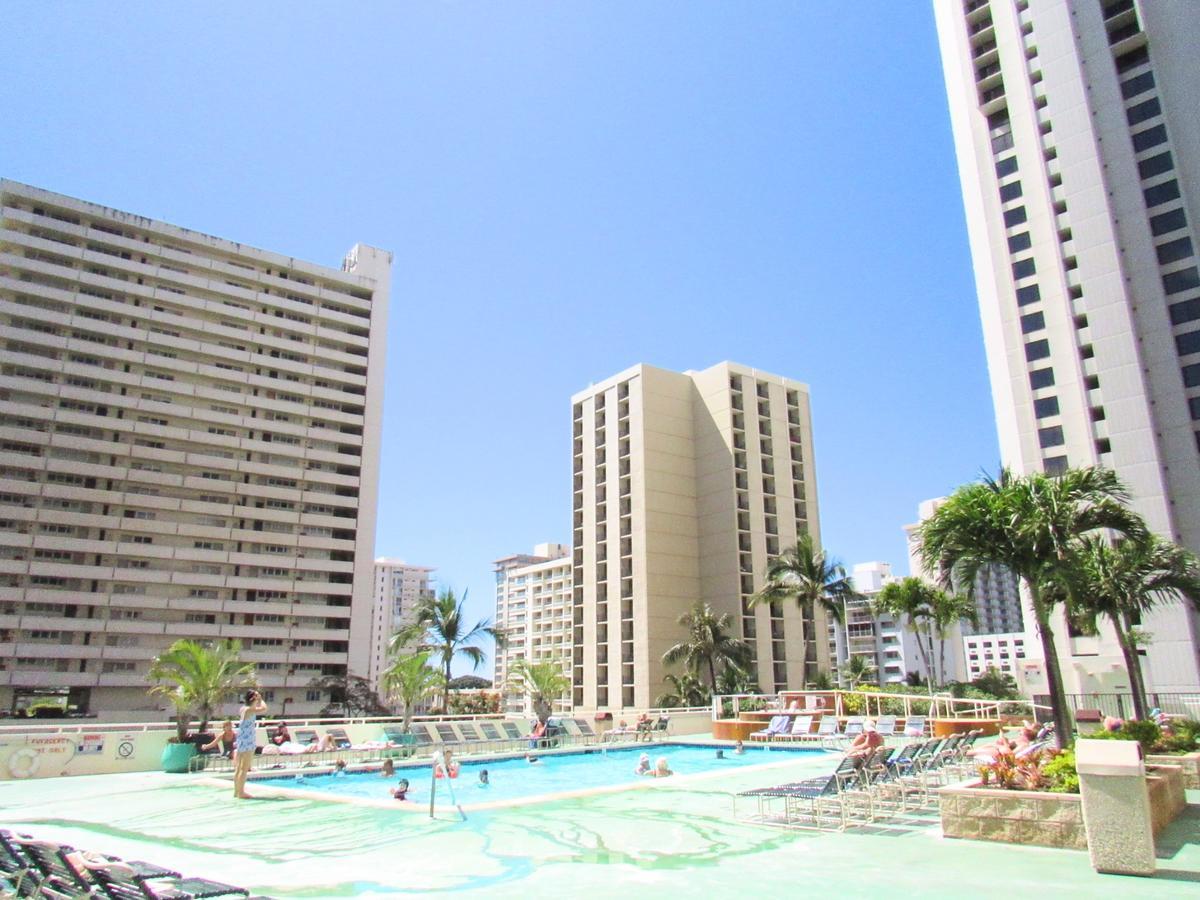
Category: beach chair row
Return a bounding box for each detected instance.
[0,829,268,899]
[601,716,671,742]
[749,714,927,745]
[735,730,982,832]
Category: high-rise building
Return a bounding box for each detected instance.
[0,180,390,718]
[366,558,435,696]
[934,0,1200,691]
[492,543,571,714]
[571,362,821,709]
[827,562,920,686]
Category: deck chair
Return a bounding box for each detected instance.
[293,729,319,747]
[325,727,352,749]
[89,860,250,899]
[780,715,813,741]
[0,830,40,898]
[793,715,838,745]
[738,754,866,831]
[902,716,926,737]
[573,718,599,744]
[749,715,790,741]
[16,839,95,897]
[653,716,670,738]
[874,716,897,737]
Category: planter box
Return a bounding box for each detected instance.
[939,767,1185,851]
[1146,751,1200,789]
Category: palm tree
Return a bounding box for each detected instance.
[1064,533,1200,720]
[148,639,257,741]
[839,654,876,690]
[506,658,571,724]
[929,590,980,686]
[654,671,710,708]
[715,664,760,696]
[381,651,442,734]
[662,602,753,689]
[917,466,1143,748]
[393,588,497,704]
[751,534,854,682]
[874,577,939,683]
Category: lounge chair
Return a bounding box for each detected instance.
[793,716,838,745]
[902,716,926,737]
[653,716,670,739]
[572,718,600,744]
[16,839,95,897]
[779,715,813,741]
[749,715,790,741]
[875,716,897,737]
[89,860,250,899]
[737,754,867,831]
[0,830,40,898]
[823,717,863,749]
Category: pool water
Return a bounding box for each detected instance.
[256,743,819,806]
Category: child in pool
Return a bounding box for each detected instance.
[634,753,651,775]
[381,759,395,777]
[478,769,489,787]
[392,777,410,800]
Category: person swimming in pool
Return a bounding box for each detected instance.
[734,740,745,755]
[478,769,490,787]
[392,778,410,800]
[634,753,651,775]
[381,759,395,777]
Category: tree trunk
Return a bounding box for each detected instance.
[912,620,933,685]
[707,656,717,690]
[1112,614,1148,720]
[1030,586,1072,750]
[937,628,947,688]
[402,705,414,735]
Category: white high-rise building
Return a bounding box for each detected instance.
[571,362,822,709]
[827,562,922,686]
[366,559,435,697]
[935,0,1200,692]
[0,180,389,718]
[493,543,571,714]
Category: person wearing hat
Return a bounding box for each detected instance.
[846,719,883,761]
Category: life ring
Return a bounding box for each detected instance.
[435,763,459,779]
[8,747,40,779]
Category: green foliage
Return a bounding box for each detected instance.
[662,602,752,689]
[809,671,835,691]
[841,692,865,714]
[959,669,1019,700]
[507,658,571,723]
[655,671,710,708]
[399,588,497,696]
[148,638,257,741]
[977,747,1073,793]
[447,675,492,690]
[381,651,441,731]
[312,673,392,718]
[1086,719,1162,753]
[1042,748,1079,794]
[447,691,500,715]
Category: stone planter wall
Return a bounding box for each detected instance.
[939,767,1185,851]
[1146,751,1200,789]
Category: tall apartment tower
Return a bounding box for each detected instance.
[827,562,921,686]
[0,180,390,718]
[571,362,821,709]
[935,0,1200,691]
[366,559,435,696]
[492,543,571,714]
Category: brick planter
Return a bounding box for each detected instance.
[938,766,1185,851]
[1146,751,1200,789]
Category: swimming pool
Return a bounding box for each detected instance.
[253,743,819,807]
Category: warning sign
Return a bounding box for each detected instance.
[77,734,105,755]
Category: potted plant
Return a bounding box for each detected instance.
[381,651,441,756]
[148,639,257,773]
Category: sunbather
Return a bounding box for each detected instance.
[201,720,236,757]
[845,720,883,761]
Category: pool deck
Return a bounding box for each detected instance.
[2,749,1198,897]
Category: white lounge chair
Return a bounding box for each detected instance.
[779,715,813,741]
[750,715,790,741]
[875,716,897,737]
[903,716,926,737]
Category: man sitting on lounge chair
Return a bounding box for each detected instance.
[845,719,883,763]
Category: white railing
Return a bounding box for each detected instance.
[712,690,1045,722]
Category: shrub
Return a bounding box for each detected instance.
[1087,719,1161,753]
[1042,748,1079,794]
[978,747,1076,793]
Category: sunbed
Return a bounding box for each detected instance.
[875,716,897,737]
[793,716,838,744]
[778,715,813,741]
[749,715,790,741]
[902,716,926,737]
[737,754,868,831]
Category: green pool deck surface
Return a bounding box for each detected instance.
[2,743,1198,898]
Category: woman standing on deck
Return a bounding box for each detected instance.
[233,689,268,799]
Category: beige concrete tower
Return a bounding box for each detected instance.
[366,559,435,696]
[570,362,822,710]
[935,0,1200,691]
[0,180,389,718]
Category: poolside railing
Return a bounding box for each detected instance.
[712,691,1045,724]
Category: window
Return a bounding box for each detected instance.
[305,690,322,702]
[1004,206,1027,228]
[1157,237,1194,265]
[1012,258,1036,280]
[999,181,1023,202]
[1115,44,1149,73]
[1183,364,1200,388]
[1164,267,1200,295]
[1033,396,1059,418]
[1024,339,1050,362]
[1016,284,1041,306]
[1189,398,1200,421]
[1043,455,1068,476]
[1138,151,1174,180]
[1120,69,1155,99]
[1176,331,1200,357]
[1144,180,1180,208]
[1150,207,1187,236]
[1096,438,1112,455]
[1020,311,1045,334]
[1008,232,1032,253]
[1132,125,1168,154]
[1126,97,1161,126]
[995,156,1018,178]
[1029,368,1055,389]
[1038,426,1065,448]
[1172,299,1200,326]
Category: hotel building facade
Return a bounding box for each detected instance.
[366,558,435,698]
[935,0,1200,691]
[0,180,389,718]
[571,362,821,710]
[492,543,571,715]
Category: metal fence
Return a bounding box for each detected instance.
[1051,692,1200,721]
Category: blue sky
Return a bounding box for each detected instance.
[2,2,1000,675]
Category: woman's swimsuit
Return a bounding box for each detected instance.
[235,712,258,753]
